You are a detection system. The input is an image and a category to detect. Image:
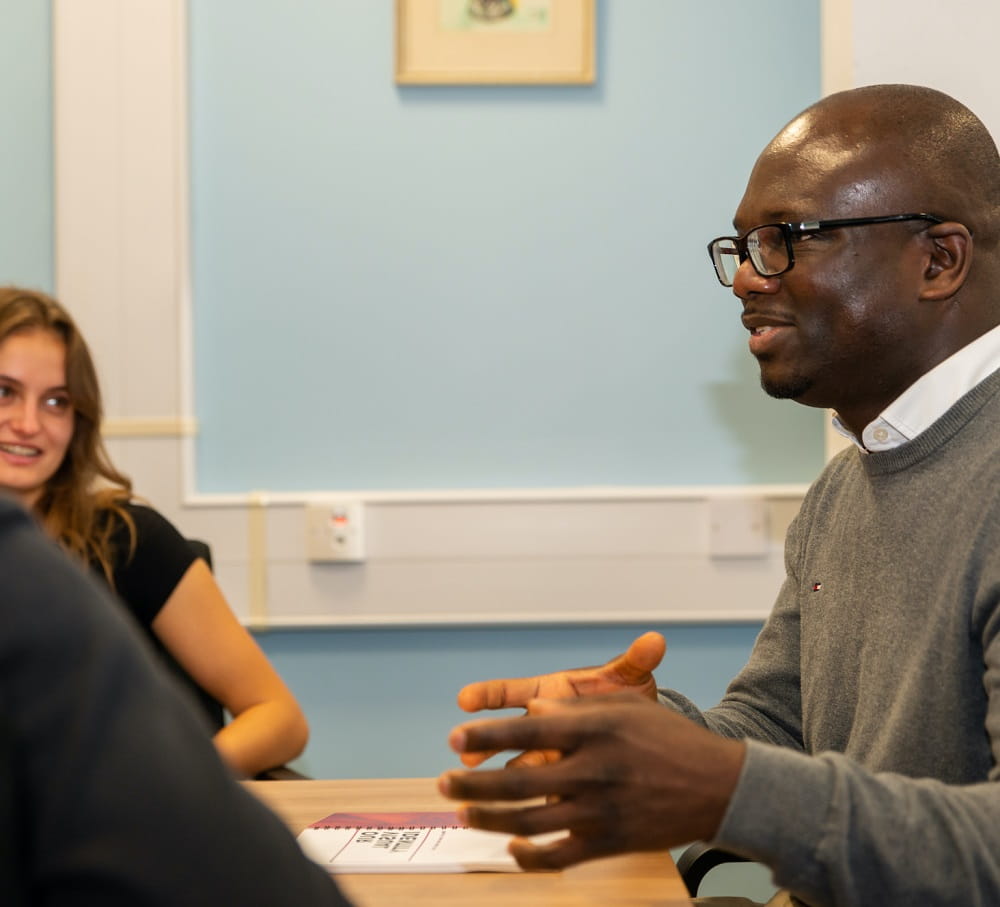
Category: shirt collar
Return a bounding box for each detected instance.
[832,323,1000,452]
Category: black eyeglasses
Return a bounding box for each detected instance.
[707,213,944,287]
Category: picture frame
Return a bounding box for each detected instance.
[395,0,595,85]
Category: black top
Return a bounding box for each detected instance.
[90,502,224,731]
[0,497,350,906]
[101,502,196,628]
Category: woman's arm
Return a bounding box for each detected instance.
[150,559,309,777]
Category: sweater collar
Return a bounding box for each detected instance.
[832,323,1000,452]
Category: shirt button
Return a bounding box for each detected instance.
[873,428,890,442]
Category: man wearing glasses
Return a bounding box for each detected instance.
[440,84,1000,906]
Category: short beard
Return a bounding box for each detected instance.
[759,371,811,400]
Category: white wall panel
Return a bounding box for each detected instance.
[53,0,186,421]
[852,0,1000,137]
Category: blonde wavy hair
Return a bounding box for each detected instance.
[0,286,134,582]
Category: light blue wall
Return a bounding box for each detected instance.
[11,2,819,783]
[188,1,824,493]
[187,0,815,780]
[259,621,765,779]
[0,0,52,290]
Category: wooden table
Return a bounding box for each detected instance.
[247,778,693,906]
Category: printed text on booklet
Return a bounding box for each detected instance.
[297,811,561,874]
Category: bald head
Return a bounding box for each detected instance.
[768,84,1000,250]
[729,84,1000,426]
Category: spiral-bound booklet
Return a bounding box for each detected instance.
[297,810,550,874]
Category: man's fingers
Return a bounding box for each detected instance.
[458,750,495,767]
[510,832,610,871]
[440,758,579,804]
[452,702,565,767]
[456,631,667,715]
[457,742,562,768]
[448,706,586,759]
[611,631,666,683]
[505,748,562,768]
[457,676,542,712]
[459,797,601,837]
[450,695,651,760]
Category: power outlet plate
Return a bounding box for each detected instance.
[306,501,366,563]
[707,497,768,558]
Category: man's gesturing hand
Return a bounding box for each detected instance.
[454,631,667,767]
[438,693,746,871]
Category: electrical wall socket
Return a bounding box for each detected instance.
[306,501,366,563]
[707,496,768,558]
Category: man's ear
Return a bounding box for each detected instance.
[920,222,972,300]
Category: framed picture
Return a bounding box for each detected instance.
[395,0,595,85]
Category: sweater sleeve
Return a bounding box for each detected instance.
[710,596,1000,907]
[715,744,1000,906]
[658,507,808,751]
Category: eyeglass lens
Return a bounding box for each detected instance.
[711,225,790,286]
[711,238,741,286]
[746,226,788,276]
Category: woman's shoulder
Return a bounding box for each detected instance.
[102,500,194,564]
[102,500,198,621]
[118,501,180,533]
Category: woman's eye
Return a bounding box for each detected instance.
[44,395,72,413]
[0,385,13,401]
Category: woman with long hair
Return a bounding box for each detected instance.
[0,285,307,777]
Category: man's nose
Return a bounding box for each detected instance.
[732,257,781,300]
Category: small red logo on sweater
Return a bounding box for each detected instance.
[811,582,823,592]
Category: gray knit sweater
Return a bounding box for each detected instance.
[661,367,1000,906]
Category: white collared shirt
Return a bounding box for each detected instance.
[832,323,1000,452]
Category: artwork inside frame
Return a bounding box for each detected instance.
[395,0,596,85]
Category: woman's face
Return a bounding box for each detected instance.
[0,329,75,508]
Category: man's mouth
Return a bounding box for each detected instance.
[746,322,794,356]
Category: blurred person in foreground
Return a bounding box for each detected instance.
[0,495,350,905]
